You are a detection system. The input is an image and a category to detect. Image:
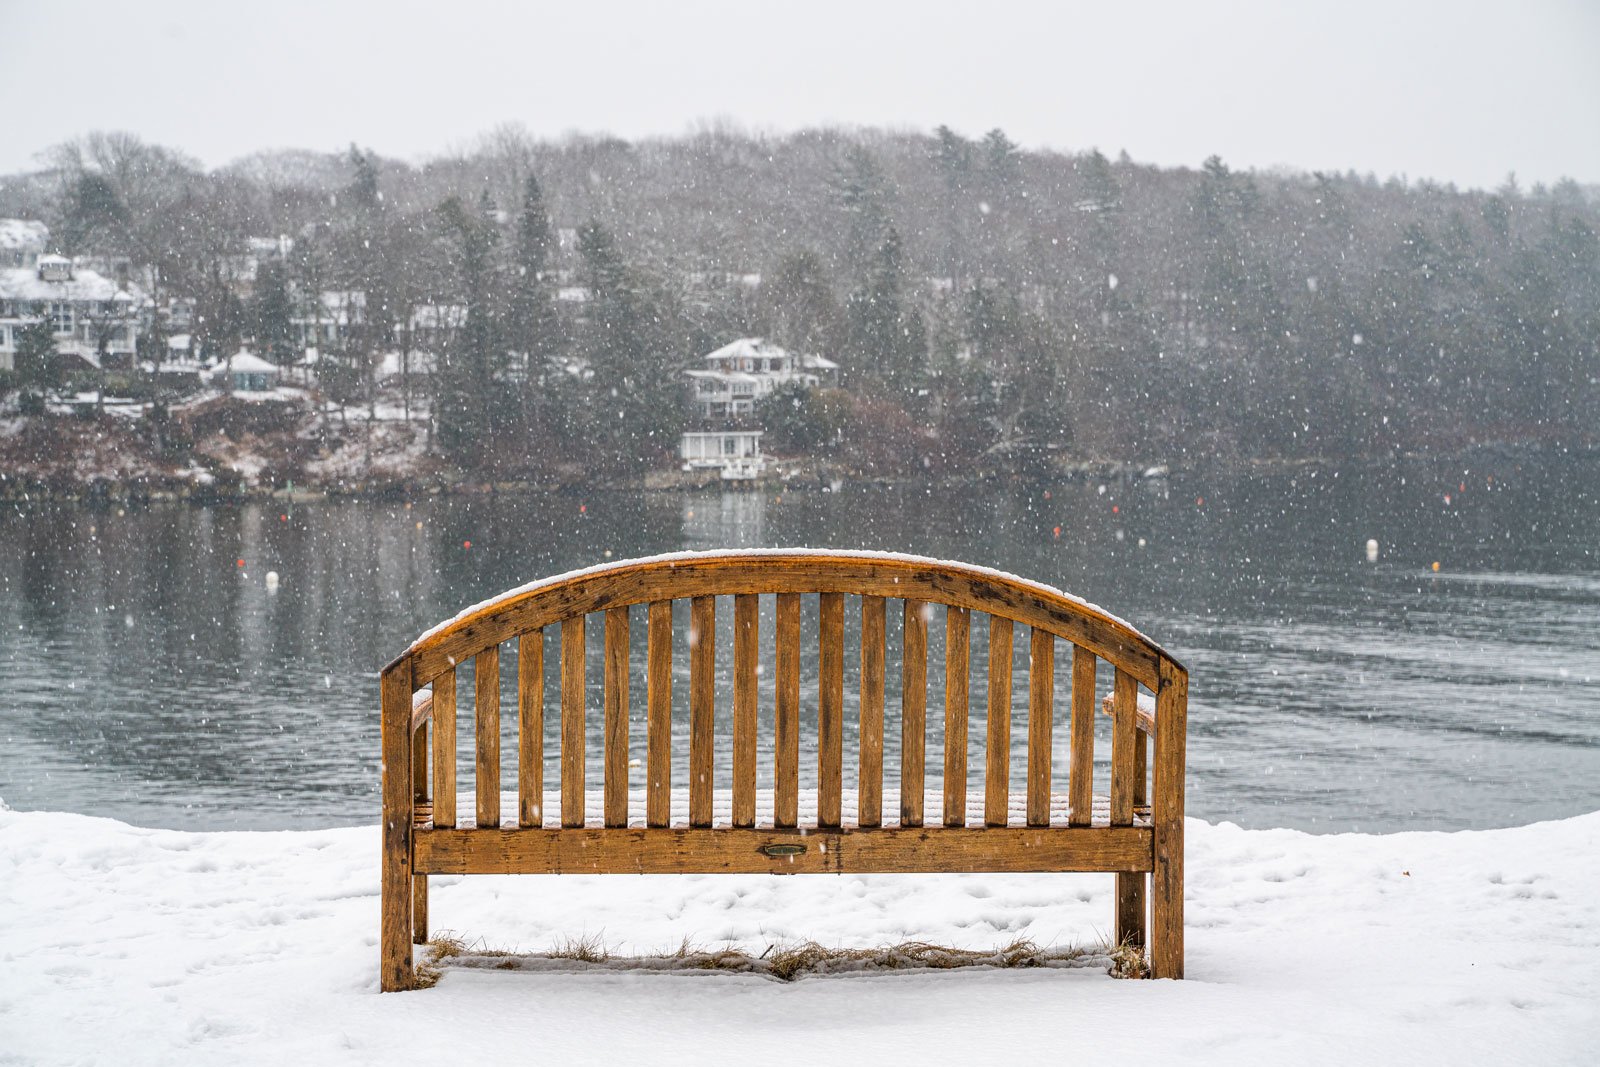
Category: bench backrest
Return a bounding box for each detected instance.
[382,549,1187,834]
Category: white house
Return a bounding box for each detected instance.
[291,290,366,349]
[0,254,141,372]
[685,337,839,420]
[680,430,765,480]
[398,304,466,353]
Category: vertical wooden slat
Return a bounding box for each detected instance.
[1135,726,1149,813]
[379,659,414,990]
[1110,668,1137,826]
[943,606,970,828]
[983,616,1013,828]
[412,723,429,803]
[1152,657,1189,979]
[818,592,844,829]
[858,595,886,828]
[689,596,716,828]
[411,870,428,945]
[1026,629,1053,827]
[900,599,927,828]
[517,631,543,828]
[1069,646,1097,828]
[1123,718,1150,945]
[732,594,758,828]
[475,645,500,829]
[409,697,429,946]
[647,601,672,829]
[774,592,800,829]
[432,667,457,829]
[561,616,585,829]
[603,607,629,829]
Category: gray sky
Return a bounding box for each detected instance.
[3,0,1597,191]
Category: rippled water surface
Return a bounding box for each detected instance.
[3,456,1596,832]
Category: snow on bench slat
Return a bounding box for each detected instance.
[407,548,1154,652]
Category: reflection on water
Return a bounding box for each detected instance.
[1,456,1596,832]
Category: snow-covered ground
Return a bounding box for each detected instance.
[1,804,1596,1065]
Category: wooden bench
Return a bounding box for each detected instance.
[379,550,1188,989]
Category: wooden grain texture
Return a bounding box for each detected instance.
[1027,630,1054,828]
[411,722,429,942]
[410,689,434,732]
[984,615,1013,828]
[1110,668,1137,827]
[774,593,800,829]
[411,872,428,945]
[1152,655,1189,979]
[517,631,543,828]
[858,595,886,829]
[732,594,758,829]
[403,553,1166,692]
[647,601,672,829]
[379,659,414,991]
[943,606,970,828]
[475,646,501,829]
[603,607,629,829]
[817,592,845,829]
[431,668,456,829]
[900,599,928,828]
[412,720,429,803]
[415,825,1155,876]
[561,616,585,829]
[689,596,716,828]
[1069,646,1096,828]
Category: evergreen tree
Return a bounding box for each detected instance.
[506,173,562,443]
[577,220,681,474]
[13,320,61,408]
[253,260,295,367]
[764,248,839,356]
[845,227,926,401]
[434,195,508,461]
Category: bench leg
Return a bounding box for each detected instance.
[1115,871,1146,953]
[1151,821,1183,978]
[381,662,416,991]
[413,874,429,944]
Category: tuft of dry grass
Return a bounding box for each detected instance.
[414,932,1142,985]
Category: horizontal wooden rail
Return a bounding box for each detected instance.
[397,551,1173,690]
[414,826,1155,876]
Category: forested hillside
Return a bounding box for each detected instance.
[5,125,1597,480]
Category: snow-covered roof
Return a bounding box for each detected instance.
[223,351,281,375]
[702,337,838,373]
[0,219,48,251]
[167,334,192,350]
[703,337,785,364]
[0,265,129,302]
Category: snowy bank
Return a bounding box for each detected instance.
[1,806,1596,1065]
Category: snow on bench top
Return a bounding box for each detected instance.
[408,548,1152,652]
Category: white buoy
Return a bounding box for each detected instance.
[1365,539,1379,563]
[266,570,280,591]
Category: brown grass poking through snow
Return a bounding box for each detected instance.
[417,933,1142,984]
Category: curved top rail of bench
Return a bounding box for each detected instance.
[389,549,1183,690]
